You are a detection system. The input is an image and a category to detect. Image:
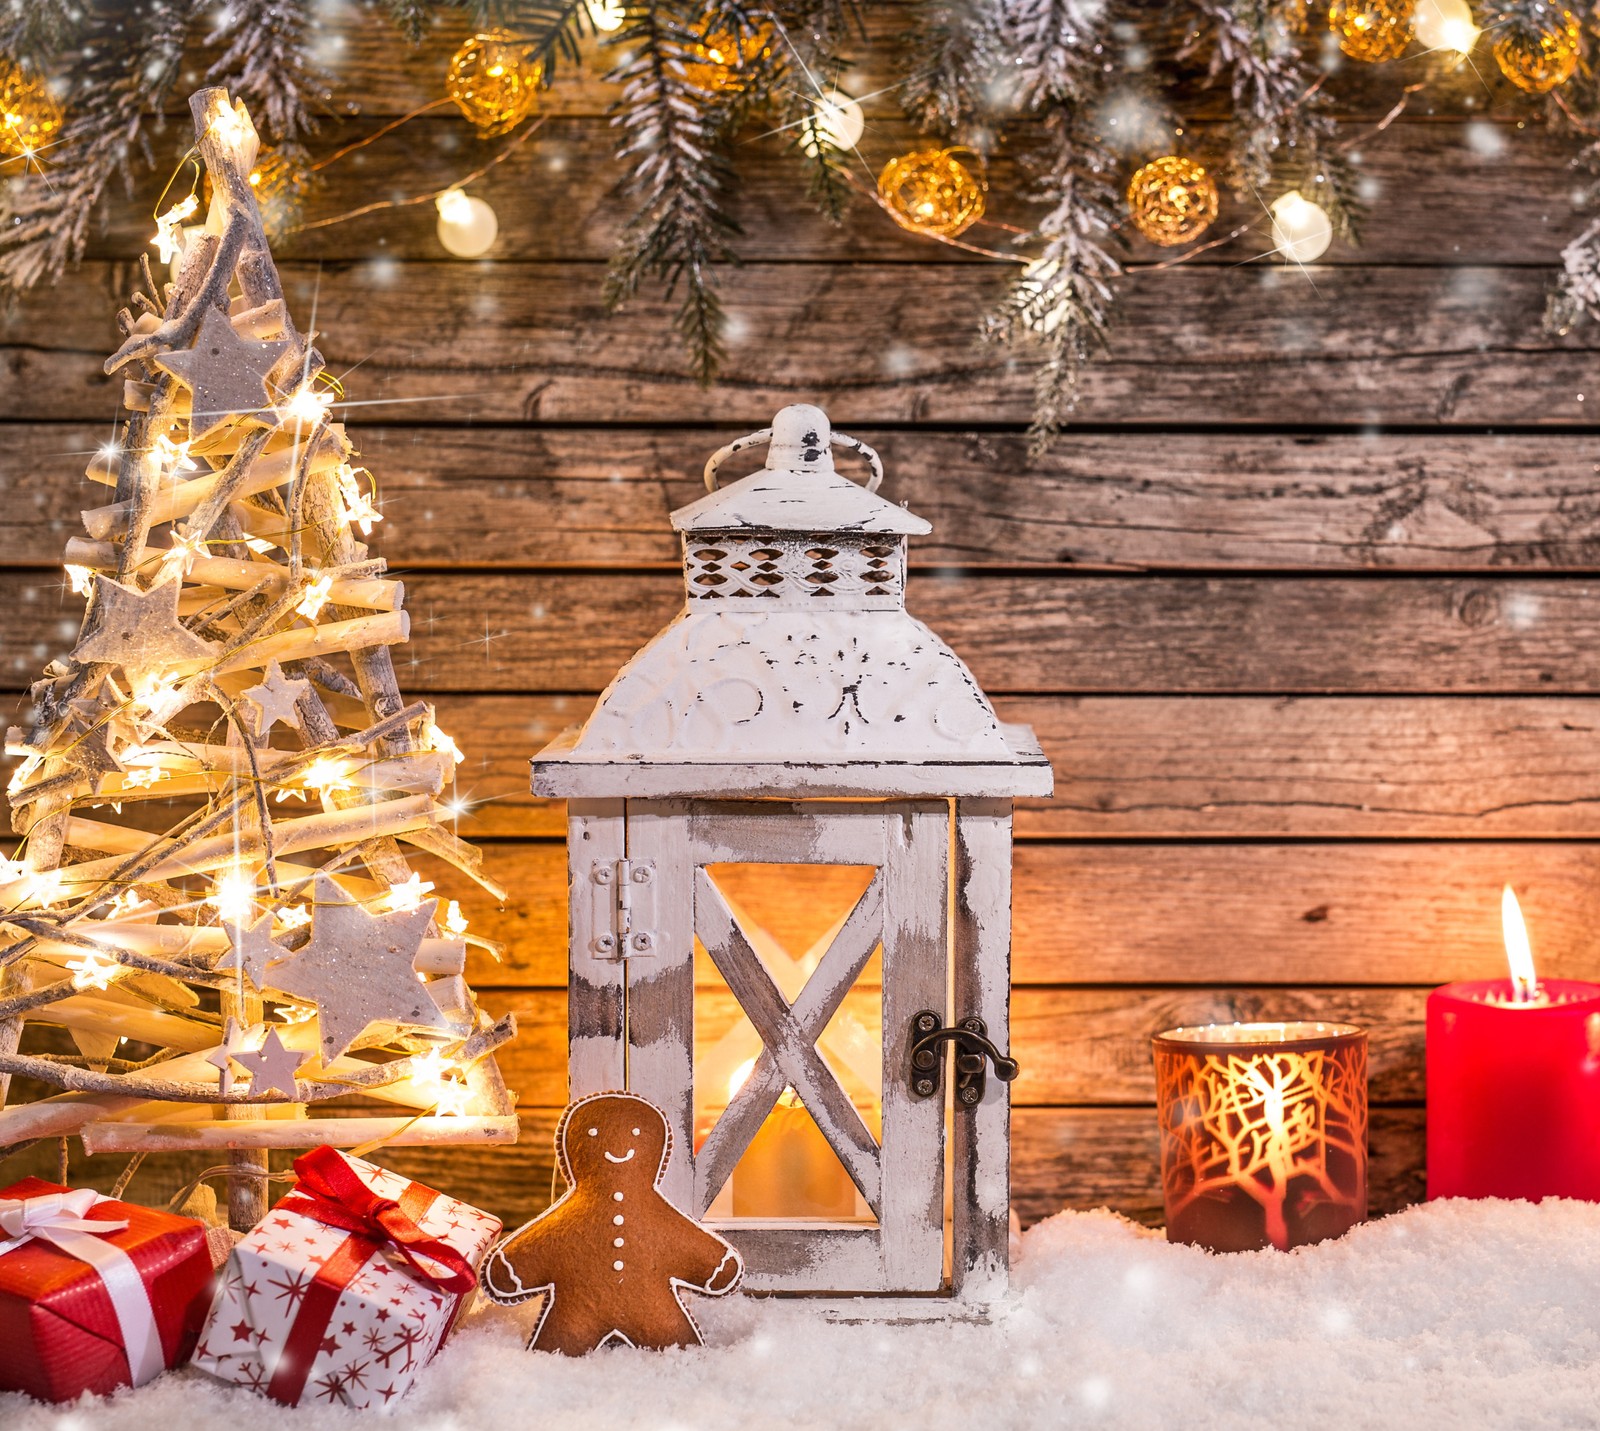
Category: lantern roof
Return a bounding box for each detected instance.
[533,406,1053,800]
[671,405,932,537]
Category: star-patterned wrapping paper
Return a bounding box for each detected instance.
[193,1156,500,1409]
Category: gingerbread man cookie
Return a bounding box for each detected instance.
[480,1091,743,1354]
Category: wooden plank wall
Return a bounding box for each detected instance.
[4,10,1600,1232]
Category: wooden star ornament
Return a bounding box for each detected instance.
[240,660,310,737]
[262,874,454,1062]
[152,305,292,445]
[229,1025,309,1099]
[215,911,287,988]
[73,575,213,672]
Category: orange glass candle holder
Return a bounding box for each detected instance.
[1152,1022,1368,1253]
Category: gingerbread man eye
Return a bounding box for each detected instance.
[588,1128,597,1136]
[632,1127,640,1136]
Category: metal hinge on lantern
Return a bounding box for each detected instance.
[589,859,657,959]
[907,1010,1019,1105]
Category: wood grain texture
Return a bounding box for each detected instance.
[5,262,1594,427]
[11,693,1599,841]
[69,118,1581,268]
[13,426,1600,573]
[11,570,1600,694]
[410,839,1600,989]
[474,984,1432,1106]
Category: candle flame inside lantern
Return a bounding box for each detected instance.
[1501,884,1539,1004]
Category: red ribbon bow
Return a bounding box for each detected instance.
[279,1145,475,1295]
[262,1147,475,1406]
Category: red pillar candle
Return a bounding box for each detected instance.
[1427,887,1600,1201]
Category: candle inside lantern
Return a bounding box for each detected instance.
[719,1059,861,1220]
[1426,886,1600,1201]
[1152,1021,1368,1252]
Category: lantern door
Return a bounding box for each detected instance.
[624,799,949,1295]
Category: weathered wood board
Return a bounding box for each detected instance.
[3,2,1599,1234]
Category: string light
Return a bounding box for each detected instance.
[424,721,465,766]
[877,149,986,238]
[276,903,312,931]
[151,194,199,265]
[337,463,383,535]
[1126,155,1219,246]
[283,384,332,426]
[1492,8,1580,92]
[0,60,64,161]
[67,945,122,992]
[1327,0,1415,62]
[1412,0,1479,52]
[444,900,469,937]
[297,755,354,796]
[410,1047,471,1116]
[683,26,773,92]
[207,103,250,151]
[295,572,333,620]
[447,31,542,137]
[64,564,94,597]
[150,432,197,477]
[5,754,41,797]
[1269,190,1334,263]
[801,90,864,155]
[586,0,626,30]
[385,872,435,913]
[435,188,499,258]
[210,867,257,923]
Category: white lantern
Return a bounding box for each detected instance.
[534,405,1052,1312]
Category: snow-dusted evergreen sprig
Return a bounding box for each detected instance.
[0,0,203,294]
[973,0,1125,449]
[899,0,1000,141]
[1181,0,1358,235]
[605,0,742,382]
[986,118,1122,453]
[205,0,323,146]
[770,0,864,222]
[0,0,81,67]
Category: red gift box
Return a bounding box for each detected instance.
[0,1177,215,1403]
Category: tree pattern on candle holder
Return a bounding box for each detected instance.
[1155,1040,1367,1251]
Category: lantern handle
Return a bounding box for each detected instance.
[703,428,885,493]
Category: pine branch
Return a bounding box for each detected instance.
[0,0,203,295]
[0,0,82,66]
[604,0,740,383]
[204,0,323,145]
[497,0,600,85]
[383,0,438,42]
[899,0,996,138]
[985,116,1122,454]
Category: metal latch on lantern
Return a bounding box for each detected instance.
[907,1010,1019,1106]
[590,859,656,959]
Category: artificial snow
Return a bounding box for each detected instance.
[8,1199,1600,1430]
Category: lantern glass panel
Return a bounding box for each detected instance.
[691,861,883,1223]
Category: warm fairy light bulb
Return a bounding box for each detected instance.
[586,0,626,29]
[67,945,122,992]
[150,433,197,476]
[300,755,354,795]
[1501,885,1539,1004]
[802,89,865,155]
[211,868,257,923]
[435,189,499,259]
[64,564,94,597]
[412,1046,471,1115]
[444,899,469,937]
[151,194,199,265]
[208,103,250,151]
[337,462,383,535]
[385,872,436,913]
[276,903,312,931]
[425,721,465,766]
[1269,190,1333,264]
[1413,0,1480,52]
[295,572,333,620]
[284,385,332,426]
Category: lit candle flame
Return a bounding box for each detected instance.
[1502,884,1539,1004]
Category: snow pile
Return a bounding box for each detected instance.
[10,1199,1600,1430]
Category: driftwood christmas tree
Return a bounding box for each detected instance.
[0,88,517,1228]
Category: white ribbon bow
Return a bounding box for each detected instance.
[0,1189,166,1386]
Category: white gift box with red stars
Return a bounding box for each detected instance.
[193,1155,500,1409]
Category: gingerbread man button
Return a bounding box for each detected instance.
[480,1091,743,1354]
